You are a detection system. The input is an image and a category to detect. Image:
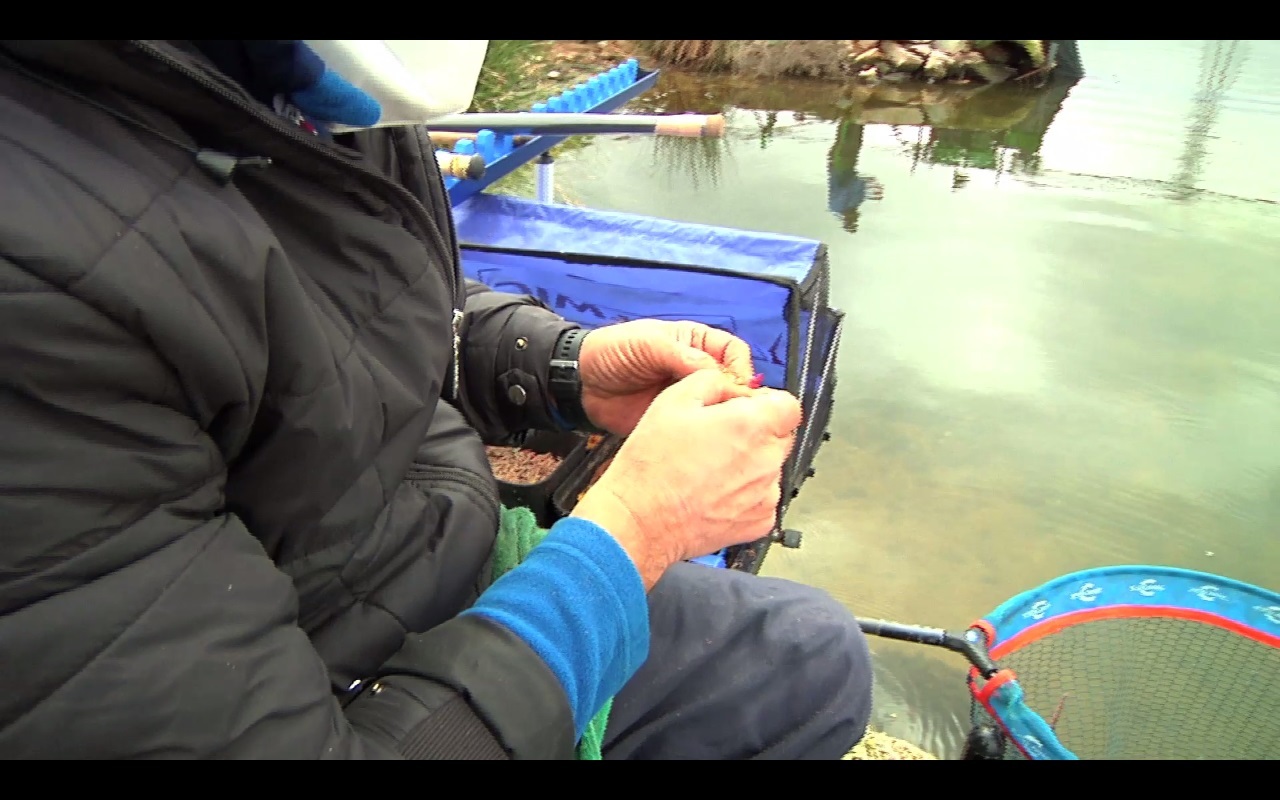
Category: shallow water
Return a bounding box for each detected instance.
[552,40,1280,758]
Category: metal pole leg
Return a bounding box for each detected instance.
[536,152,555,204]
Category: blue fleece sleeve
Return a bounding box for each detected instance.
[460,517,650,739]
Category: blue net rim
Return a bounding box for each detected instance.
[977,565,1280,656]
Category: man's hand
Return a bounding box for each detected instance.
[571,369,803,590]
[577,320,755,436]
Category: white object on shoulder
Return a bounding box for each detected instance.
[303,40,490,131]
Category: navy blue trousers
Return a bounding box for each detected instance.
[601,561,874,759]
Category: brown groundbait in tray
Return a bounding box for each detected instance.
[485,445,563,485]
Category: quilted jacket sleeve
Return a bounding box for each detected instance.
[0,255,574,760]
[456,277,580,442]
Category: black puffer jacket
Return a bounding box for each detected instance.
[0,40,581,759]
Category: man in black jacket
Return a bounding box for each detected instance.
[0,40,872,759]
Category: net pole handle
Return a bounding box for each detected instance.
[952,630,1000,679]
[856,618,949,646]
[857,618,1001,678]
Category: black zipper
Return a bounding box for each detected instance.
[132,41,468,398]
[409,123,469,402]
[404,464,501,524]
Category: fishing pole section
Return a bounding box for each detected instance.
[429,111,725,138]
[431,112,726,186]
[435,150,486,181]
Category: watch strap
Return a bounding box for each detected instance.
[549,328,593,431]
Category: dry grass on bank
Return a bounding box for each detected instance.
[846,729,939,760]
[632,40,741,72]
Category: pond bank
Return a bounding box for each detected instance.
[537,41,1065,87]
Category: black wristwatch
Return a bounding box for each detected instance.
[548,328,595,431]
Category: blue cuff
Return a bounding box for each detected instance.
[291,66,382,127]
[461,517,650,738]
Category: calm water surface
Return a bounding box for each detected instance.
[550,40,1280,757]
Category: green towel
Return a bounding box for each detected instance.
[491,504,613,760]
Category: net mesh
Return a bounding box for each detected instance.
[971,616,1280,760]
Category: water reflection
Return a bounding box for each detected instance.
[634,40,1276,209]
[827,120,884,233]
[649,131,733,191]
[1169,40,1249,202]
[632,62,1083,231]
